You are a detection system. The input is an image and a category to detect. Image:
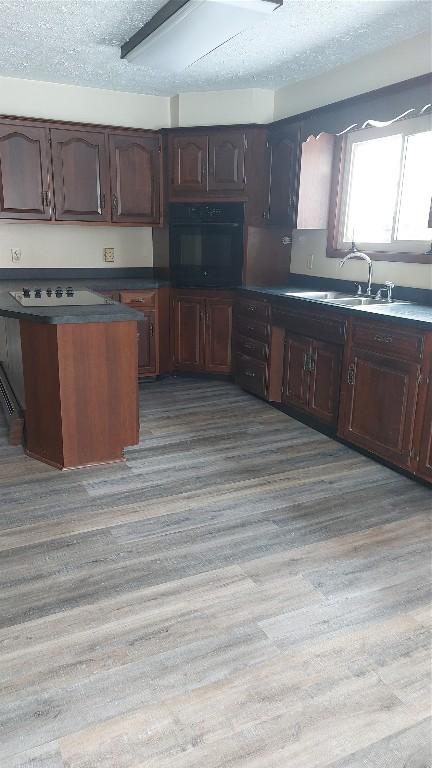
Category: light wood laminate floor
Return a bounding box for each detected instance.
[0,378,431,768]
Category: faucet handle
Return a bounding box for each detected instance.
[354,282,362,296]
[384,281,395,288]
[384,281,395,302]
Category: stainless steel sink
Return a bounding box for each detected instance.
[282,291,344,299]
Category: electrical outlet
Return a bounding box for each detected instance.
[11,248,22,263]
[307,253,314,270]
[104,247,115,263]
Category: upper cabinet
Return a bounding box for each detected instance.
[51,128,110,222]
[0,123,51,220]
[0,118,163,225]
[170,135,209,196]
[208,132,246,193]
[168,130,247,199]
[109,133,161,224]
[265,124,301,228]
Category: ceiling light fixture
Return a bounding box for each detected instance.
[121,0,282,72]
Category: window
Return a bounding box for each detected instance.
[332,115,432,260]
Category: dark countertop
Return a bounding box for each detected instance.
[0,285,144,324]
[240,285,432,330]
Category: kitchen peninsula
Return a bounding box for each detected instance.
[0,286,141,469]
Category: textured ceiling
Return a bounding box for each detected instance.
[0,0,429,96]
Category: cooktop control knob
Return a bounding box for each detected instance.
[66,286,74,297]
[46,288,53,297]
[34,289,42,299]
[55,287,63,298]
[23,288,31,298]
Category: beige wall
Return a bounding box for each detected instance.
[0,75,170,128]
[173,88,275,126]
[290,230,432,291]
[274,33,432,121]
[0,224,153,270]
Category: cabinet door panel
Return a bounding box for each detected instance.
[418,377,432,481]
[172,296,204,371]
[282,333,310,411]
[134,309,156,376]
[308,340,342,426]
[109,133,161,224]
[208,132,245,192]
[267,125,300,227]
[51,129,109,221]
[205,298,232,374]
[170,135,208,196]
[0,124,51,219]
[339,349,420,467]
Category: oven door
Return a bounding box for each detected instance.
[170,223,243,287]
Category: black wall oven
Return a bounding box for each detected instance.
[169,202,244,288]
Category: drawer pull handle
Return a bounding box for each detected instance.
[374,334,393,344]
[347,364,355,385]
[247,305,257,312]
[244,371,256,378]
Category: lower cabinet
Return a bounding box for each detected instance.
[283,333,342,426]
[418,375,432,481]
[172,290,233,374]
[338,321,424,471]
[136,310,156,375]
[118,288,170,379]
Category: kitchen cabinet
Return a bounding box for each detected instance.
[233,296,271,398]
[417,374,432,481]
[170,135,208,197]
[109,133,161,224]
[338,320,424,469]
[51,128,110,222]
[169,130,248,199]
[208,132,246,193]
[282,334,341,426]
[265,124,301,227]
[172,290,233,374]
[0,123,51,220]
[119,289,170,379]
[204,297,233,373]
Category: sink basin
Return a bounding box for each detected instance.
[283,291,343,300]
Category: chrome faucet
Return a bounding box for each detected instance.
[339,242,373,296]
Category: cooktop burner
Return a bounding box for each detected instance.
[10,288,115,307]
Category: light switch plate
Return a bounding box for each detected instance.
[104,248,115,263]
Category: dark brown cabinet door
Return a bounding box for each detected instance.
[205,298,233,374]
[51,129,109,221]
[339,348,420,468]
[135,309,156,375]
[282,333,310,411]
[0,123,51,219]
[208,132,246,193]
[267,125,301,227]
[109,133,161,224]
[418,377,432,481]
[172,295,205,371]
[170,135,208,196]
[308,340,342,426]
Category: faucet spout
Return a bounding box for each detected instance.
[339,243,373,296]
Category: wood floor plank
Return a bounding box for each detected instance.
[0,378,430,767]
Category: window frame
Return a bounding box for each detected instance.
[327,115,432,264]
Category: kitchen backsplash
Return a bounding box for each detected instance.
[0,223,154,270]
[290,229,432,291]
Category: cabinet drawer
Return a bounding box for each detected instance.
[235,354,268,398]
[120,291,156,306]
[352,321,424,362]
[236,297,270,322]
[233,333,269,362]
[234,315,269,342]
[272,305,346,346]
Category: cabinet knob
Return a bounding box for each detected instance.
[112,193,118,211]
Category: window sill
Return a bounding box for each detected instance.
[327,248,432,265]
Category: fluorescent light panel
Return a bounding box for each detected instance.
[122,0,281,71]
